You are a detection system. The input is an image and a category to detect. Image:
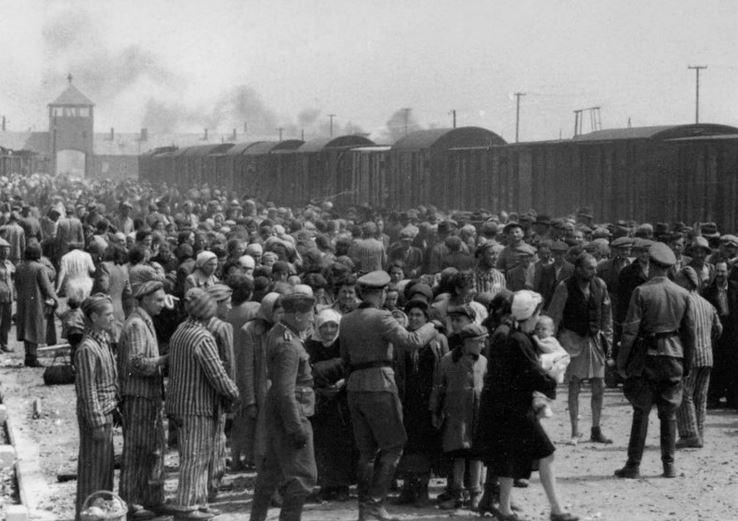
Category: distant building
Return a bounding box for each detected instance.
[0,76,272,180]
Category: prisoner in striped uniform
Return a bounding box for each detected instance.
[675,267,723,448]
[166,288,239,520]
[205,284,234,501]
[118,280,169,518]
[74,294,118,521]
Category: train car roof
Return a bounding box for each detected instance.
[171,143,234,157]
[224,142,265,156]
[392,126,506,151]
[572,124,738,142]
[298,135,374,153]
[244,139,305,155]
[140,146,178,158]
[350,146,392,152]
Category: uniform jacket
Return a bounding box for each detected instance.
[15,260,56,343]
[340,303,437,393]
[265,322,315,436]
[618,276,696,378]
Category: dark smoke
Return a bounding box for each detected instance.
[379,108,424,143]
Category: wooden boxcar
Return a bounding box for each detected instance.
[239,140,304,201]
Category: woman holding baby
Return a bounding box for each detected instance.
[476,289,578,521]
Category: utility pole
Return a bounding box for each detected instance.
[328,114,336,137]
[277,127,283,141]
[688,65,707,123]
[450,109,456,128]
[513,92,526,142]
[402,108,411,136]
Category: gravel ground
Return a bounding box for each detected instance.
[2,343,738,521]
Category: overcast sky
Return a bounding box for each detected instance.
[1,0,737,142]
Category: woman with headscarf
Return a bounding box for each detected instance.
[395,299,447,507]
[184,250,219,294]
[231,292,283,471]
[305,308,355,501]
[477,290,578,521]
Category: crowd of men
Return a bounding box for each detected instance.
[0,172,736,521]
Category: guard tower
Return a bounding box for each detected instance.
[48,74,94,177]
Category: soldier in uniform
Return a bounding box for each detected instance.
[250,291,317,521]
[615,243,695,479]
[340,271,438,521]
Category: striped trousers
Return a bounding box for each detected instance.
[119,397,166,508]
[677,366,712,441]
[175,415,216,510]
[208,412,227,497]
[75,416,114,521]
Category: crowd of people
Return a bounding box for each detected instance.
[0,172,736,521]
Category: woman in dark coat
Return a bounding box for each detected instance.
[305,308,355,501]
[395,299,447,507]
[477,290,578,521]
[16,243,57,366]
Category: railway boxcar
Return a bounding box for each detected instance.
[389,127,506,210]
[340,145,391,209]
[240,140,304,201]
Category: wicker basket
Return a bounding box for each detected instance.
[79,490,128,521]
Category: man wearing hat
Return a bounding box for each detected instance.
[118,281,170,519]
[536,240,574,307]
[167,289,239,520]
[496,222,527,274]
[340,271,438,521]
[205,284,235,501]
[0,212,25,265]
[250,291,316,521]
[0,238,13,352]
[387,227,423,278]
[615,243,695,479]
[506,243,537,292]
[597,236,633,336]
[687,237,715,291]
[616,239,653,336]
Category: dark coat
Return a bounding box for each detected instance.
[16,260,57,343]
[616,261,649,324]
[477,328,556,479]
[537,261,574,307]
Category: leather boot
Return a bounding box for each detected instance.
[392,479,415,505]
[363,460,400,521]
[249,493,271,521]
[413,477,430,508]
[279,494,306,521]
[360,501,400,521]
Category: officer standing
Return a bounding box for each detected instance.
[340,271,438,521]
[615,243,695,479]
[250,291,317,521]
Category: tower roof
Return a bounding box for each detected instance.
[49,76,94,106]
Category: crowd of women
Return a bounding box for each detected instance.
[0,172,735,521]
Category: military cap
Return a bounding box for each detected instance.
[406,282,433,302]
[281,291,316,313]
[0,238,9,248]
[551,240,569,253]
[447,303,476,319]
[611,236,633,248]
[357,270,391,289]
[649,242,676,267]
[691,236,711,252]
[632,238,654,250]
[458,323,489,340]
[514,243,536,256]
[592,227,612,239]
[720,234,738,247]
[133,280,164,300]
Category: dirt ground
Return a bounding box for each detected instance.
[1,340,738,521]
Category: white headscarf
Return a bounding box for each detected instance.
[312,308,341,346]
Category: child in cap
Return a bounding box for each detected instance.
[531,315,570,418]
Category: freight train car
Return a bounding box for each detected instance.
[239,140,304,199]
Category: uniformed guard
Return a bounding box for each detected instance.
[250,290,317,521]
[615,243,695,479]
[339,271,438,521]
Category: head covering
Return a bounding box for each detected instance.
[0,238,9,248]
[256,292,283,322]
[206,284,233,302]
[632,238,654,251]
[195,250,217,268]
[649,242,676,267]
[81,293,112,318]
[458,323,489,340]
[691,236,711,252]
[357,270,391,289]
[291,284,314,297]
[133,280,164,300]
[313,308,341,346]
[679,266,699,291]
[511,290,543,321]
[447,303,476,320]
[720,234,738,247]
[246,243,263,256]
[611,236,633,249]
[238,255,256,270]
[281,291,316,313]
[184,288,217,321]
